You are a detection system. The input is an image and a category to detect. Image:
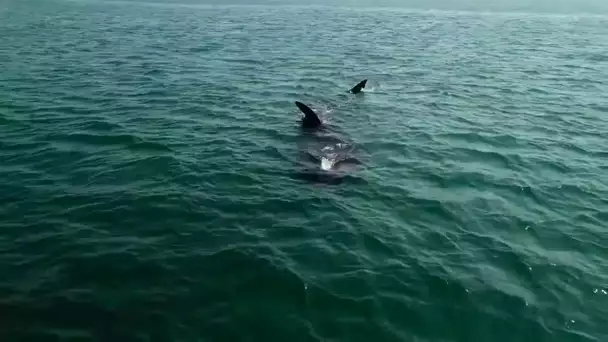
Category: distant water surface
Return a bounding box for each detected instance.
[1,0,607,341]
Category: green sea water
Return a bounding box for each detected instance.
[1,0,607,341]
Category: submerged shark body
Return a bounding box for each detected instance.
[292,80,368,184]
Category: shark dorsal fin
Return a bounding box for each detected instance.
[295,101,322,128]
[350,79,367,94]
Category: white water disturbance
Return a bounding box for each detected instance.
[320,157,335,171]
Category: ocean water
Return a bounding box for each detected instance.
[1,0,607,341]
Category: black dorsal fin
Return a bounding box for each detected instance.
[349,79,367,94]
[295,101,322,128]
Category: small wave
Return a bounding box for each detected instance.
[49,132,172,152]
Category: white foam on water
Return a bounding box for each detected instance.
[321,157,334,171]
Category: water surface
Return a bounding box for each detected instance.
[1,1,607,341]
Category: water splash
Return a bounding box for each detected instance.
[320,156,335,170]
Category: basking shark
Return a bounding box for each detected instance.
[294,136,365,185]
[292,80,368,183]
[295,79,367,129]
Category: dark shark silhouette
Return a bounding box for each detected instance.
[295,101,322,129]
[292,80,368,184]
[349,79,367,94]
